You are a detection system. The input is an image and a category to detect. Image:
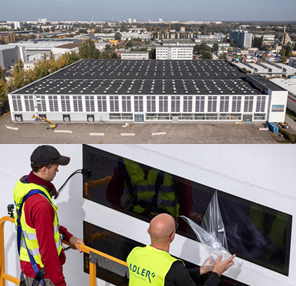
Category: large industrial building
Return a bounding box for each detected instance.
[235,62,296,77]
[270,78,296,114]
[0,44,26,69]
[8,59,288,124]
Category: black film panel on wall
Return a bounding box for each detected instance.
[83,145,292,276]
[83,221,249,286]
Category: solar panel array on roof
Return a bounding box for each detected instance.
[50,59,245,80]
[14,59,260,95]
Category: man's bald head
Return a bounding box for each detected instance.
[148,213,176,244]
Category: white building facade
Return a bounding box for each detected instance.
[156,46,193,60]
[121,52,149,60]
[230,30,253,48]
[8,60,287,124]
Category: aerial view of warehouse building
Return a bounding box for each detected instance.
[8,59,287,124]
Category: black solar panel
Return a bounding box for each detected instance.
[14,59,260,95]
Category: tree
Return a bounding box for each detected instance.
[230,39,237,48]
[253,36,263,49]
[149,48,156,59]
[0,65,7,102]
[105,44,111,53]
[126,40,133,48]
[9,59,26,91]
[0,66,5,80]
[33,54,50,80]
[78,29,87,34]
[64,51,81,65]
[219,53,227,60]
[115,32,122,41]
[212,42,219,52]
[285,45,292,58]
[195,43,211,55]
[79,39,100,59]
[280,55,287,63]
[0,78,7,102]
[201,51,213,59]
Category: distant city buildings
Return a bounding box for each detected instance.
[195,34,226,43]
[121,51,149,60]
[14,21,24,30]
[51,43,81,56]
[161,39,195,46]
[235,62,296,77]
[289,57,296,68]
[156,46,193,60]
[38,18,47,24]
[230,30,252,48]
[253,34,275,46]
[0,32,15,44]
[156,39,194,60]
[0,44,26,69]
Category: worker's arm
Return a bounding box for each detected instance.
[28,196,67,286]
[165,261,221,286]
[69,235,85,252]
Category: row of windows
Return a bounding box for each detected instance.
[11,95,267,114]
[144,113,265,121]
[13,112,266,122]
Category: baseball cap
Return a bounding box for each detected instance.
[31,145,70,166]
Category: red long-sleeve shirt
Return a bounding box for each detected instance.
[21,172,73,286]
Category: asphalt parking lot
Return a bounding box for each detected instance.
[0,112,279,144]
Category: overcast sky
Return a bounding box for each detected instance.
[1,0,296,22]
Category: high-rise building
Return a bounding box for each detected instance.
[13,21,24,30]
[230,30,252,48]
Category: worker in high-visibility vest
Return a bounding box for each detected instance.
[106,158,194,232]
[127,213,236,286]
[13,145,84,286]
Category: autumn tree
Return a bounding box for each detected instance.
[9,59,26,91]
[79,39,100,59]
[0,65,8,102]
[33,54,50,80]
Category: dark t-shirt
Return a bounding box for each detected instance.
[165,261,220,286]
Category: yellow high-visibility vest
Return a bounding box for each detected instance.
[127,245,180,286]
[13,180,63,267]
[123,159,179,218]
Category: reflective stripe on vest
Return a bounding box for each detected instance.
[13,180,63,267]
[127,245,180,286]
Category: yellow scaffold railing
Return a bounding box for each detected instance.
[0,216,128,286]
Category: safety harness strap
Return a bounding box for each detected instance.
[17,189,52,286]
